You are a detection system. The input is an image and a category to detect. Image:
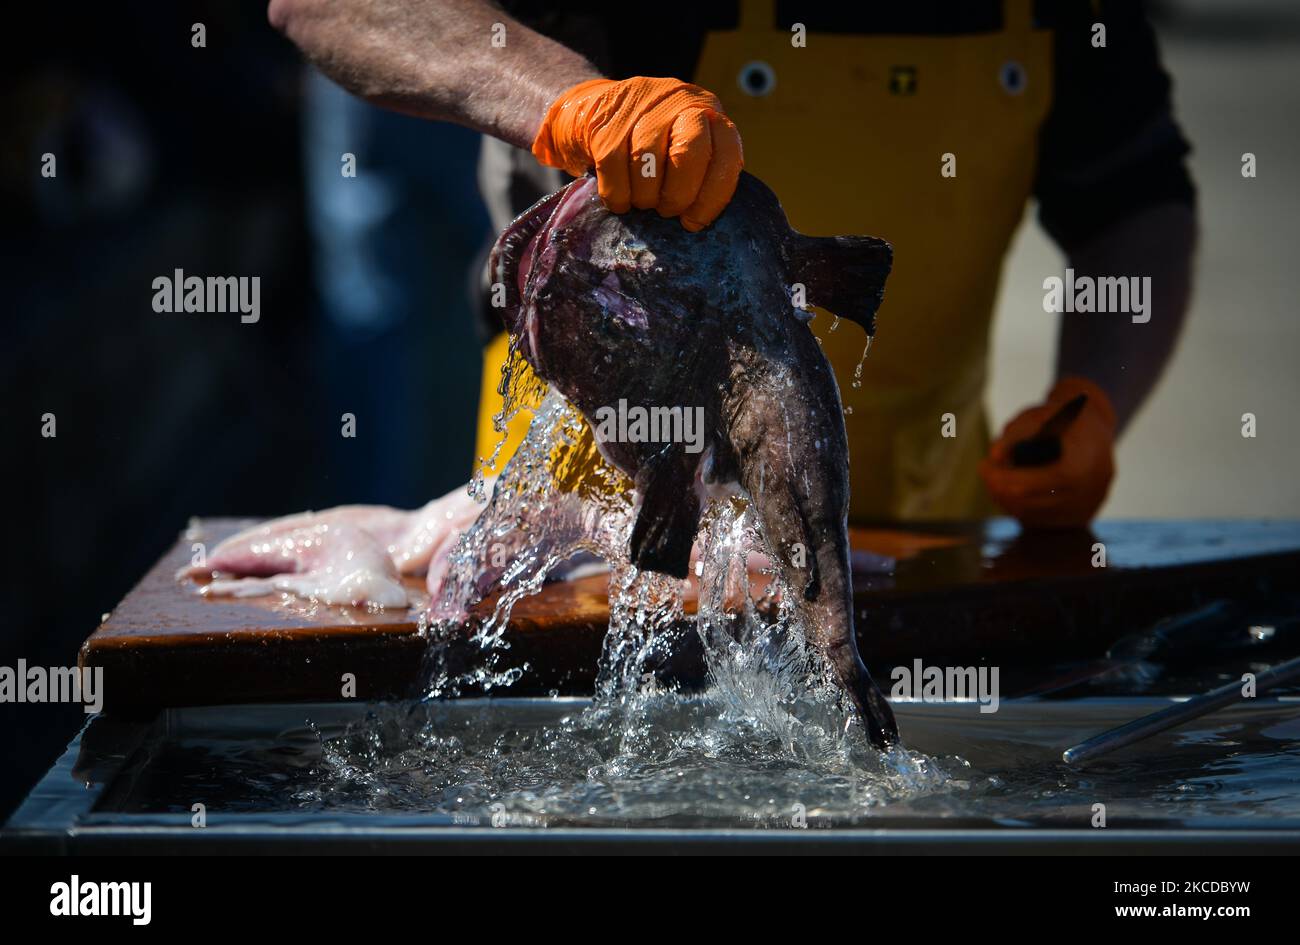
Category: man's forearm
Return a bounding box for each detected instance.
[268,0,600,148]
[1055,202,1198,434]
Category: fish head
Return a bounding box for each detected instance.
[490,176,722,420]
[489,177,638,376]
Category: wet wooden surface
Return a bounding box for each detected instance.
[80,518,1300,713]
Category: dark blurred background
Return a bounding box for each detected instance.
[0,3,488,819]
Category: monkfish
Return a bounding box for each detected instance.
[491,172,899,747]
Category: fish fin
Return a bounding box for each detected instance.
[629,449,701,579]
[786,234,892,336]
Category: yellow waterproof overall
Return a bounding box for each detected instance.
[476,0,1052,522]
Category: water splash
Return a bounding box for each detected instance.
[312,485,953,823]
[296,693,953,825]
[423,388,632,696]
[335,349,950,821]
[471,336,548,498]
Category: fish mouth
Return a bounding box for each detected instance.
[489,176,598,363]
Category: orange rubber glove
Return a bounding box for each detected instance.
[531,77,743,232]
[979,377,1118,529]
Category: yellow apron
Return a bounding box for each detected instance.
[475,0,1052,523]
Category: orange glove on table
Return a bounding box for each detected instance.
[980,377,1118,529]
[532,77,744,232]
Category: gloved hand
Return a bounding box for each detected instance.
[979,377,1117,529]
[532,77,743,232]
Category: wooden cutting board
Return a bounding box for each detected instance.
[80,518,1300,713]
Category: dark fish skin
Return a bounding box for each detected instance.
[490,172,898,747]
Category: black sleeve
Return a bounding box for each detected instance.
[1034,1,1196,251]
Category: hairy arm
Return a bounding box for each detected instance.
[1055,202,1198,435]
[267,0,600,148]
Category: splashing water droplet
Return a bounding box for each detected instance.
[850,337,872,389]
